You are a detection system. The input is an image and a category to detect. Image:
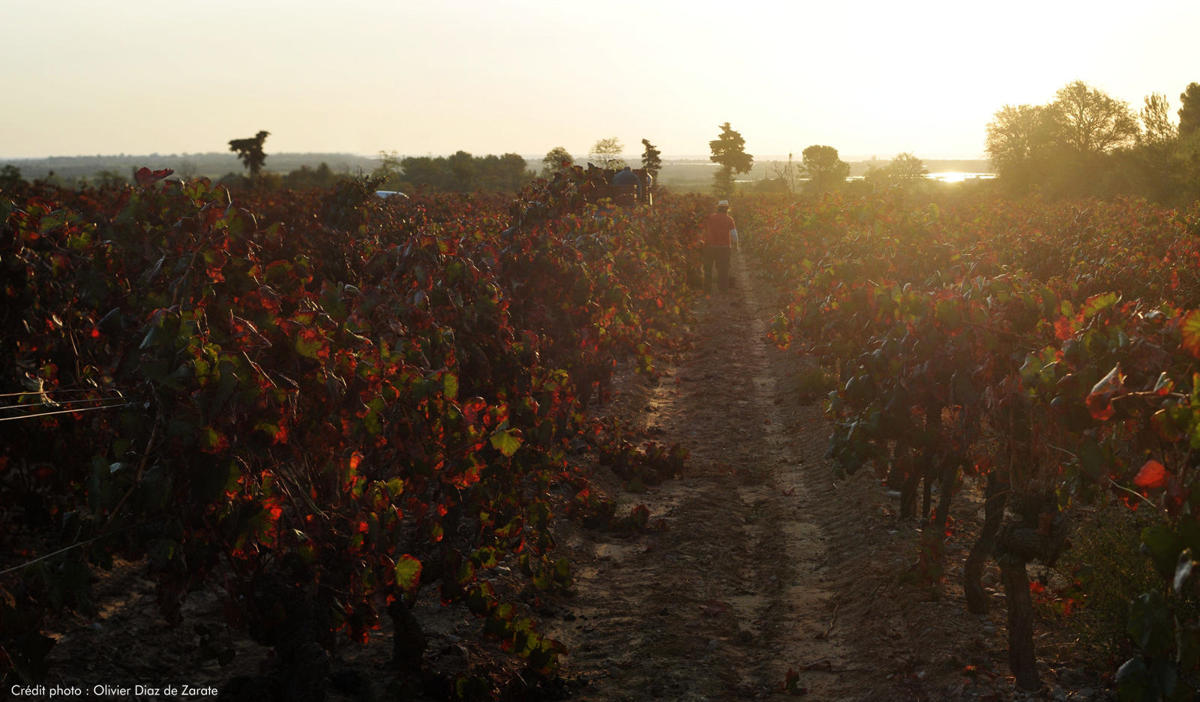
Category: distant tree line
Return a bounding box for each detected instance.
[373,150,531,193]
[0,161,351,191]
[0,152,377,185]
[753,145,912,197]
[539,139,663,189]
[214,162,348,190]
[742,80,1200,203]
[986,80,1200,203]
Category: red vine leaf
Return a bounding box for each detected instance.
[1085,364,1124,421]
[134,167,173,187]
[1133,460,1168,490]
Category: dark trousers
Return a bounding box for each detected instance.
[702,246,731,292]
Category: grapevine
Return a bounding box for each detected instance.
[747,191,1200,697]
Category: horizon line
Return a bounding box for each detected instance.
[1,151,992,163]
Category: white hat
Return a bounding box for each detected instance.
[717,199,730,207]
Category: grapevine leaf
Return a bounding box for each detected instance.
[1180,309,1200,358]
[1152,372,1174,396]
[295,329,323,359]
[1133,460,1168,490]
[490,427,524,457]
[1086,364,1124,421]
[1080,291,1119,320]
[198,426,226,453]
[461,396,488,427]
[1127,591,1173,657]
[1141,525,1182,581]
[134,167,174,187]
[1053,316,1074,341]
[394,555,422,594]
[1151,409,1183,442]
[386,477,404,496]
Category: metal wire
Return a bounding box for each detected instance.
[0,522,147,577]
[0,387,116,398]
[0,402,133,422]
[0,395,126,412]
[0,385,130,423]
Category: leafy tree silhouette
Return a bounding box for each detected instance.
[640,139,662,180]
[1180,82,1200,137]
[709,123,752,198]
[229,130,270,178]
[800,144,849,193]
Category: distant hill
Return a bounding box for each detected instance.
[0,152,382,182]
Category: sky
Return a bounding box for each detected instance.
[2,0,1199,161]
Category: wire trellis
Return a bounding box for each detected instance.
[0,388,133,423]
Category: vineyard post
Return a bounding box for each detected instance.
[389,597,426,672]
[963,471,1009,614]
[899,446,924,520]
[999,551,1040,690]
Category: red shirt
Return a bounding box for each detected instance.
[702,212,736,247]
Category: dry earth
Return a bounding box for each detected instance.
[542,250,1115,702]
[543,250,852,700]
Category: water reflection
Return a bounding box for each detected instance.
[843,171,996,183]
[928,171,995,183]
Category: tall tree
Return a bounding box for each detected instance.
[373,150,405,189]
[800,145,849,193]
[887,152,928,181]
[228,130,270,178]
[709,122,753,198]
[0,164,23,191]
[1124,93,1185,204]
[446,150,477,191]
[1140,93,1177,145]
[864,152,928,190]
[985,104,1063,191]
[1052,81,1139,155]
[541,146,574,177]
[1179,82,1200,137]
[589,137,625,169]
[1182,81,1200,199]
[482,153,530,191]
[640,139,662,179]
[400,156,447,190]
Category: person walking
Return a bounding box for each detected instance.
[701,199,738,293]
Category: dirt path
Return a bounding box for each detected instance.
[544,246,1101,702]
[547,251,860,701]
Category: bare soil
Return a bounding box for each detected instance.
[542,251,851,700]
[35,250,1115,701]
[541,251,1114,701]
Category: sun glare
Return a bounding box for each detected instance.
[930,171,997,184]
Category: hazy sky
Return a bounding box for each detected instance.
[3,0,1198,160]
